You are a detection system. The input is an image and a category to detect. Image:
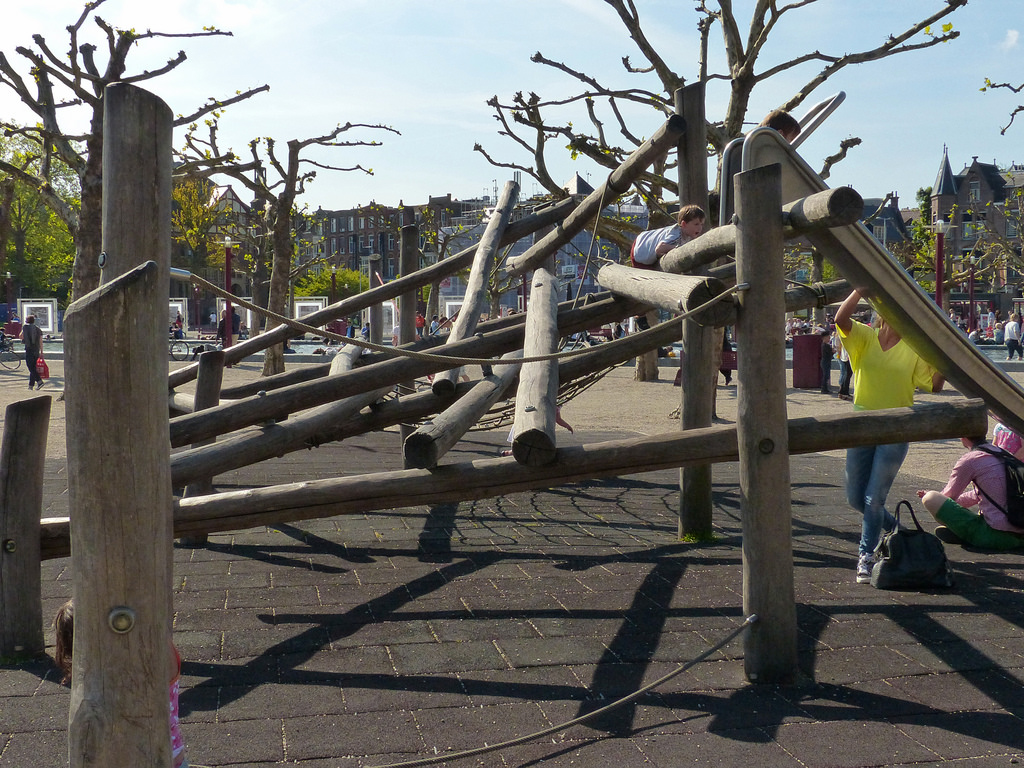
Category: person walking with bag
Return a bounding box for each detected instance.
[20,314,43,390]
[836,290,944,582]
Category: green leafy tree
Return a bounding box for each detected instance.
[170,176,222,273]
[0,133,77,305]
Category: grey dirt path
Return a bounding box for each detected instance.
[2,359,1024,766]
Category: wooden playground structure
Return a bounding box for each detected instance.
[0,82,1002,766]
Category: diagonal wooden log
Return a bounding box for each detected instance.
[168,294,644,447]
[433,181,519,394]
[40,400,986,553]
[406,352,522,469]
[506,115,687,278]
[168,197,578,388]
[659,186,865,275]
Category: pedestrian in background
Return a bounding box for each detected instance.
[21,314,43,390]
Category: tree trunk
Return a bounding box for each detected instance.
[634,310,660,381]
[262,203,292,376]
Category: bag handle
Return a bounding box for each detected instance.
[894,500,926,533]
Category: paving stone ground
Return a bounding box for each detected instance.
[4,421,1024,767]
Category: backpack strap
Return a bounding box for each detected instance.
[971,443,1011,516]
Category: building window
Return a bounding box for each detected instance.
[359,217,365,229]
[969,180,981,202]
[1009,219,1019,238]
[330,218,337,233]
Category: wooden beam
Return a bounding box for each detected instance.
[660,186,865,275]
[512,258,561,466]
[595,264,734,324]
[433,181,518,394]
[40,400,987,552]
[168,198,579,388]
[507,115,687,278]
[0,396,51,656]
[735,163,798,684]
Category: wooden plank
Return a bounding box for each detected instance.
[0,396,51,655]
[179,350,226,547]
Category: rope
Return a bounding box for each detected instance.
[366,615,758,768]
[189,273,744,369]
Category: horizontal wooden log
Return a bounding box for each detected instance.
[39,400,986,553]
[660,186,864,275]
[595,264,735,325]
[169,198,578,388]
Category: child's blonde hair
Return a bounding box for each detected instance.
[54,599,74,685]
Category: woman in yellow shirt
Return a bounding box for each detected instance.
[836,289,944,583]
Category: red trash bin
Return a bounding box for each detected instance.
[792,333,821,389]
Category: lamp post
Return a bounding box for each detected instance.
[933,220,950,310]
[224,235,234,349]
[968,254,978,331]
[5,272,11,322]
[330,264,337,305]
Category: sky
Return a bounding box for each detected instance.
[0,0,1021,213]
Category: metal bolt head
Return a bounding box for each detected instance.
[108,607,136,634]
[3,539,15,553]
[758,438,775,455]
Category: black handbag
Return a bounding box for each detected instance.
[870,500,955,589]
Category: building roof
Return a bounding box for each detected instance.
[562,172,595,197]
[934,147,958,196]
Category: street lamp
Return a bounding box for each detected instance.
[5,272,11,322]
[968,254,978,331]
[224,235,234,349]
[933,220,950,310]
[330,264,337,305]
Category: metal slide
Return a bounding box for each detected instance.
[738,128,1024,438]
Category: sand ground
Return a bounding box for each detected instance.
[0,354,1015,486]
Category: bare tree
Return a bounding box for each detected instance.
[477,1,968,229]
[0,0,267,299]
[180,118,399,375]
[982,78,1024,135]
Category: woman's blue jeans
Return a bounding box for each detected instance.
[845,442,908,556]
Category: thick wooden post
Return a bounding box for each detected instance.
[675,83,714,540]
[67,83,173,767]
[179,349,226,548]
[398,225,419,455]
[512,258,560,466]
[734,163,798,683]
[0,396,51,656]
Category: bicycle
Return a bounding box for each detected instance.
[169,337,189,362]
[0,338,22,370]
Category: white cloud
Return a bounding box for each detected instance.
[1001,29,1020,50]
